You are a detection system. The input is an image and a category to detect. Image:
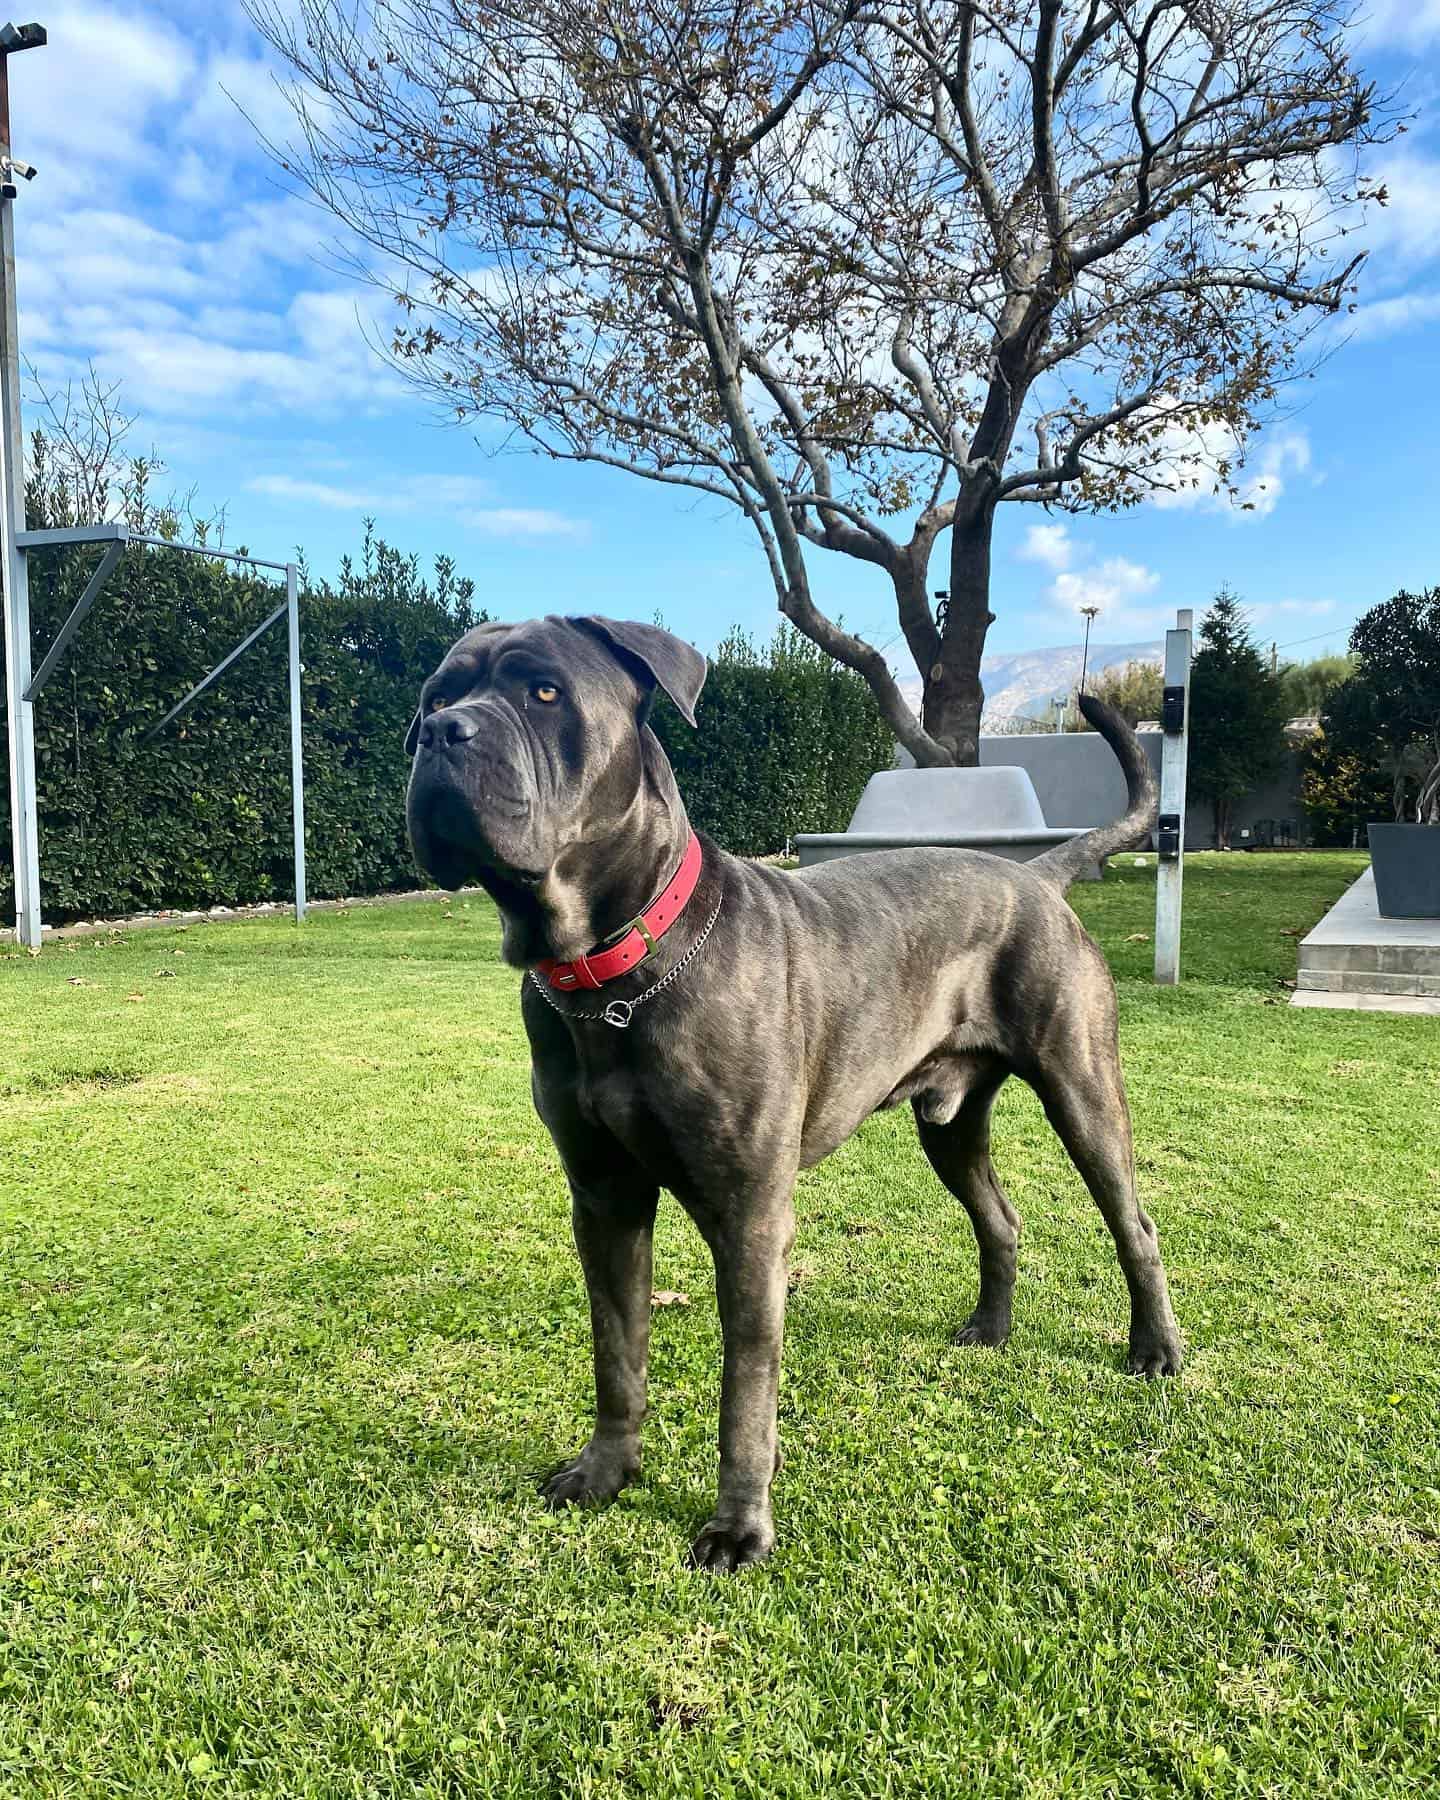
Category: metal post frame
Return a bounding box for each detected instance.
[1154,608,1193,986]
[8,551,309,940]
[286,563,306,923]
[1,176,38,945]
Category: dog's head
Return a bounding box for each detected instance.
[405,615,706,903]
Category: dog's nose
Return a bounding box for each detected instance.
[418,706,481,753]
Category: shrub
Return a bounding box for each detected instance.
[653,625,893,855]
[1302,588,1440,839]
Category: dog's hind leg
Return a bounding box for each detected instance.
[914,1063,1020,1349]
[1030,1036,1183,1378]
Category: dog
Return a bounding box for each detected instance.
[405,615,1182,1571]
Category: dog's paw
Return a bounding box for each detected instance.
[1126,1327,1184,1378]
[537,1451,634,1510]
[952,1310,1010,1349]
[687,1516,774,1573]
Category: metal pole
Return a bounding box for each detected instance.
[1154,607,1193,986]
[1079,605,1099,693]
[285,561,306,923]
[0,163,37,945]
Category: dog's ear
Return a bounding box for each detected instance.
[572,617,706,727]
[405,709,421,757]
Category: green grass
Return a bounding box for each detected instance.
[1,851,1438,1798]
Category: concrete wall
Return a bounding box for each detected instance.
[898,733,1308,849]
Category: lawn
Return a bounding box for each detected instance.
[1,850,1437,1797]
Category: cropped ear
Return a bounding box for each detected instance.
[405,709,422,756]
[572,616,707,727]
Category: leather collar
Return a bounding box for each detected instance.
[536,832,702,992]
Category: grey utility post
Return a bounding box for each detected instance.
[286,562,307,921]
[0,22,45,947]
[1154,607,1193,985]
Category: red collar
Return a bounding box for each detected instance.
[537,833,702,992]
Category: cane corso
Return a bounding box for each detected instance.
[405,616,1182,1570]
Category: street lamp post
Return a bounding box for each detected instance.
[1078,604,1100,696]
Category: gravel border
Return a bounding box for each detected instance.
[29,853,798,942]
[34,886,475,941]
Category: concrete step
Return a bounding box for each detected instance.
[1296,868,1440,1000]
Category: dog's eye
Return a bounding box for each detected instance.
[427,694,448,714]
[533,682,560,704]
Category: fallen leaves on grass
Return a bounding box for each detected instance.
[651,1290,690,1308]
[1125,932,1151,943]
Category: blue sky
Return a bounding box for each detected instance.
[12,0,1440,684]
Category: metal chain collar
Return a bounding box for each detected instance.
[526,893,724,1029]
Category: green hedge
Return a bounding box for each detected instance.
[2,529,485,922]
[4,558,890,921]
[655,625,894,856]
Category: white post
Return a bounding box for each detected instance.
[1154,608,1193,986]
[0,183,39,947]
[286,562,307,923]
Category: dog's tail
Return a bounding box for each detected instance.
[1030,694,1157,891]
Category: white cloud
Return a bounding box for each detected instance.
[1247,598,1337,625]
[1017,522,1074,571]
[1345,289,1440,341]
[13,4,399,432]
[1352,150,1440,270]
[248,471,498,512]
[1351,0,1440,49]
[19,4,196,194]
[1147,422,1313,520]
[1053,557,1160,618]
[1235,430,1311,519]
[179,52,303,155]
[459,507,587,540]
[1025,539,1171,637]
[245,476,585,540]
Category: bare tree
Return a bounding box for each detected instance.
[249,0,1390,764]
[24,361,228,544]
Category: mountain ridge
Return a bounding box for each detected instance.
[896,639,1165,725]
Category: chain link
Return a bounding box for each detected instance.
[526,893,724,1028]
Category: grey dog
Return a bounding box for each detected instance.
[405,615,1182,1571]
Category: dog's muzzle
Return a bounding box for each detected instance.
[407,702,543,885]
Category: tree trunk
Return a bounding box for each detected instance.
[888,540,951,768]
[926,490,998,767]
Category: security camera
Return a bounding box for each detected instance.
[0,155,35,197]
[0,23,48,52]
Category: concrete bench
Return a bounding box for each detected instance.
[795,766,1092,871]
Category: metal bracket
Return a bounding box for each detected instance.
[143,598,289,741]
[22,536,125,700]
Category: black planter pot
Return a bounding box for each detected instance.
[1368,822,1440,919]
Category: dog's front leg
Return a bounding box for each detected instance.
[541,1184,658,1509]
[689,1195,795,1572]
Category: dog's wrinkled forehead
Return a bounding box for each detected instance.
[429,617,646,715]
